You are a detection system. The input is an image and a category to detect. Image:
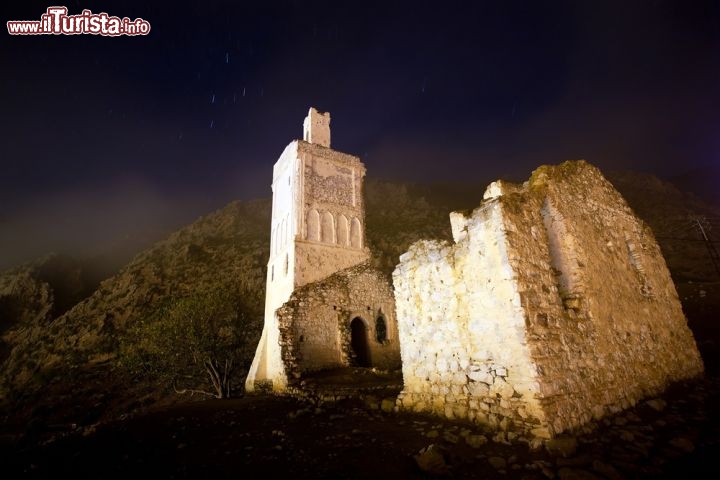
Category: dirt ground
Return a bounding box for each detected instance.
[2,370,720,479]
[2,280,719,479]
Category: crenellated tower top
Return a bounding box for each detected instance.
[302,107,331,148]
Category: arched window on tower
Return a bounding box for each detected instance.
[321,212,335,243]
[350,218,362,248]
[337,214,349,246]
[306,209,320,242]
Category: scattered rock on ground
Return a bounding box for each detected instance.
[414,444,449,476]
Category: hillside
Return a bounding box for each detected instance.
[0,199,270,425]
[0,254,97,367]
[0,170,718,431]
[607,170,720,282]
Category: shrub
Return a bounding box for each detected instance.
[118,287,260,398]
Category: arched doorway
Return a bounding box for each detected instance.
[350,317,371,367]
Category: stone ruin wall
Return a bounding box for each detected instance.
[277,263,401,383]
[294,241,369,288]
[393,200,549,439]
[511,162,704,434]
[393,160,704,439]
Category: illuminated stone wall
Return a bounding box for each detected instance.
[294,140,369,287]
[393,160,704,439]
[246,108,400,392]
[302,107,331,147]
[277,263,401,380]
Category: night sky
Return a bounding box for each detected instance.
[2,0,719,269]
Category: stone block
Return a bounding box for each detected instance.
[468,370,494,384]
[380,398,396,413]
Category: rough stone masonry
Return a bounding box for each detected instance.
[246,108,401,393]
[392,160,704,439]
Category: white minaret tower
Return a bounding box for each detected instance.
[246,107,369,392]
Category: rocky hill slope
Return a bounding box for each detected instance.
[0,254,97,366]
[0,199,269,423]
[607,170,720,282]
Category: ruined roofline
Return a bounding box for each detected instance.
[476,160,606,193]
[448,162,598,230]
[528,159,593,185]
[466,159,636,216]
[526,159,628,202]
[481,160,604,198]
[525,160,652,229]
[423,160,639,247]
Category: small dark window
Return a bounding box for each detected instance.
[284,254,289,275]
[376,316,387,343]
[271,265,274,281]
